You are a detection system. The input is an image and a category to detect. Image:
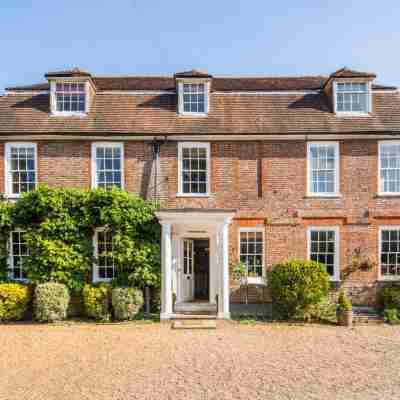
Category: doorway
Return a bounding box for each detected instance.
[181,238,210,302]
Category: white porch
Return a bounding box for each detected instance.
[156,209,235,320]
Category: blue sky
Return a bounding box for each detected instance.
[1,0,399,91]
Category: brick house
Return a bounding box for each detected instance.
[1,67,400,319]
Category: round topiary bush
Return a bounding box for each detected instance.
[268,259,330,320]
[83,283,112,321]
[112,287,144,321]
[378,286,400,310]
[0,283,31,321]
[34,282,70,322]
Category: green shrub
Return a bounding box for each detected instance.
[0,283,31,321]
[0,186,160,292]
[34,282,70,322]
[112,287,144,321]
[83,283,112,321]
[300,298,337,323]
[378,286,400,309]
[337,291,352,312]
[150,286,161,313]
[269,259,330,319]
[384,308,400,325]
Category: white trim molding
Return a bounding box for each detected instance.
[307,141,340,197]
[92,228,116,283]
[4,142,38,199]
[238,227,266,285]
[307,226,340,281]
[333,80,372,116]
[378,140,400,196]
[177,142,210,197]
[177,80,210,116]
[91,142,124,190]
[378,226,400,281]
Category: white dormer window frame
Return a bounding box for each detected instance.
[177,80,210,117]
[50,78,90,117]
[333,80,372,116]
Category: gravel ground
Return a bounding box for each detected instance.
[0,321,400,400]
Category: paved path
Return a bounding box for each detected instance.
[0,321,399,399]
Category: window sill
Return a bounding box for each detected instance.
[378,277,400,282]
[3,194,21,200]
[50,112,88,118]
[176,193,210,198]
[375,193,400,198]
[304,194,342,199]
[247,277,266,285]
[335,112,371,118]
[178,112,208,118]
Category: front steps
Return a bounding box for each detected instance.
[171,302,217,329]
[353,306,384,324]
[174,302,217,315]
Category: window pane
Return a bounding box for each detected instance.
[239,231,264,277]
[95,146,122,191]
[309,229,336,277]
[381,229,400,277]
[8,146,36,194]
[180,145,208,194]
[309,144,337,194]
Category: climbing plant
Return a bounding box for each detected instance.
[0,186,161,293]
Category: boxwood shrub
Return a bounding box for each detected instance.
[34,282,70,322]
[0,283,31,321]
[378,286,400,310]
[112,287,144,321]
[268,259,330,320]
[83,283,112,321]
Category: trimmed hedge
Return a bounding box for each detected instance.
[269,259,330,319]
[0,283,31,321]
[378,286,400,310]
[112,287,144,321]
[34,282,70,322]
[83,283,112,321]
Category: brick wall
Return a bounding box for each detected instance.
[2,138,400,305]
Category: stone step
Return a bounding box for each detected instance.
[353,315,384,324]
[170,313,217,320]
[174,302,217,314]
[171,320,217,330]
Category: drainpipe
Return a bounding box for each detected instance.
[150,138,167,202]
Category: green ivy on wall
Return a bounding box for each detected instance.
[0,186,161,293]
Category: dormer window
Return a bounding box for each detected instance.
[55,82,86,113]
[183,83,206,113]
[175,70,211,116]
[46,68,94,116]
[335,82,370,113]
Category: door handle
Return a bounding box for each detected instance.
[187,276,190,280]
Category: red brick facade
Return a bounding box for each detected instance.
[2,138,399,305]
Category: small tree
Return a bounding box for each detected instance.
[268,259,330,320]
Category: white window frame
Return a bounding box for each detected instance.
[177,142,210,197]
[5,142,38,198]
[50,79,89,117]
[307,142,340,197]
[92,228,116,283]
[8,230,29,282]
[91,142,124,190]
[378,141,400,196]
[378,226,400,281]
[238,227,266,284]
[177,80,210,116]
[333,81,372,116]
[307,226,340,281]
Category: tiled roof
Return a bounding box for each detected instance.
[6,75,395,93]
[329,67,377,79]
[1,89,399,135]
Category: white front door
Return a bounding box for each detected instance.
[182,239,194,301]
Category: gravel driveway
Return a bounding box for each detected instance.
[0,321,399,400]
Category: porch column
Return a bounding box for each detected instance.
[160,223,173,320]
[218,219,231,319]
